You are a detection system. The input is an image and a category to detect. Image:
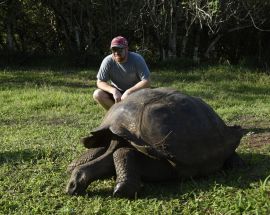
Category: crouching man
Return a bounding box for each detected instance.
[93,36,151,110]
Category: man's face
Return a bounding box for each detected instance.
[111,47,127,63]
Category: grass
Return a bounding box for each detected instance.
[0,65,270,214]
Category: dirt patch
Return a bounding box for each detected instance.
[243,132,270,148]
[230,115,270,149]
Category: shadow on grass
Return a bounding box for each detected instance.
[226,85,270,97]
[243,127,270,134]
[85,188,115,198]
[77,152,270,200]
[0,149,45,165]
[0,69,96,90]
[139,152,270,200]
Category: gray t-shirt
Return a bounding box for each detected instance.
[97,52,150,91]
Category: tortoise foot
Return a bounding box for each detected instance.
[223,152,247,170]
[113,182,140,199]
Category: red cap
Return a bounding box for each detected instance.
[110,36,128,49]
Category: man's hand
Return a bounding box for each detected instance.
[111,88,122,103]
[121,90,131,100]
[121,80,150,100]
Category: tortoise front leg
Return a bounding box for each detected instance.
[113,148,141,198]
[66,139,121,195]
[113,148,178,198]
[223,152,246,170]
[67,147,107,173]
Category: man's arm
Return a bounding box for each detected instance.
[121,79,150,100]
[97,80,114,93]
[97,80,122,102]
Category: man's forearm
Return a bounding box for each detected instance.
[127,79,150,94]
[97,80,115,94]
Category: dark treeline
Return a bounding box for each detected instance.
[1,0,270,67]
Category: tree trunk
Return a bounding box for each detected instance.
[181,35,188,57]
[193,28,201,63]
[204,34,222,59]
[7,23,14,52]
[168,0,177,59]
[74,26,81,51]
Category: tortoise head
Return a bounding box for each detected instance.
[81,128,111,149]
[66,167,89,195]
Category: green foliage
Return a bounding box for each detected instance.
[1,65,270,214]
[1,0,270,65]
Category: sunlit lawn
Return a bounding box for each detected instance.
[0,65,270,214]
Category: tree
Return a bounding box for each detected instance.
[0,0,269,66]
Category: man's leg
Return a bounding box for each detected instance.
[93,89,114,110]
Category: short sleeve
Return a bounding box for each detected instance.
[135,54,150,80]
[97,56,112,81]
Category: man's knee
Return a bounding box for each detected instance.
[93,89,115,110]
[93,89,112,102]
[93,89,103,101]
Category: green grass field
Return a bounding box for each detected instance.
[0,65,270,214]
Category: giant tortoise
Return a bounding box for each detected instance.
[66,88,244,198]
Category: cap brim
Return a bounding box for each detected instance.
[110,45,125,49]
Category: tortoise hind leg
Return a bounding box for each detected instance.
[223,152,246,170]
[112,148,177,198]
